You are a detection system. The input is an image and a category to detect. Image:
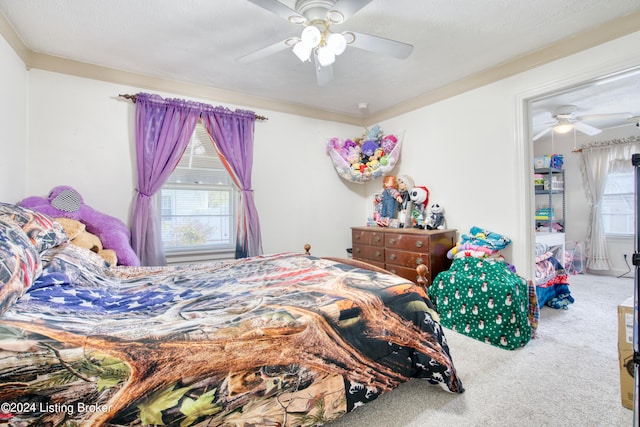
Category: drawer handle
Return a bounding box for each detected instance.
[415,240,423,248]
[416,257,424,265]
[389,268,397,274]
[375,250,382,257]
[375,236,381,242]
[355,235,360,240]
[389,238,395,245]
[389,253,396,260]
[355,247,361,253]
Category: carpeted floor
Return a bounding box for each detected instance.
[329,273,635,427]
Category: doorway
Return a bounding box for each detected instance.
[526,66,640,277]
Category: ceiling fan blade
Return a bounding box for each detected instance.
[313,53,334,86]
[247,0,304,23]
[533,127,552,142]
[330,0,373,22]
[348,31,413,59]
[237,38,290,63]
[579,112,632,121]
[576,112,633,129]
[573,121,602,136]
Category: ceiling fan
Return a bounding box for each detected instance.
[238,0,414,86]
[532,105,633,141]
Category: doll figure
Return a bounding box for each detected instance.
[380,175,401,219]
[396,174,414,228]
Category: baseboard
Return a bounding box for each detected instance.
[585,268,634,278]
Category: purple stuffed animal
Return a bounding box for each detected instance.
[19,186,140,266]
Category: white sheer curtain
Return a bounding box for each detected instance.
[579,137,640,270]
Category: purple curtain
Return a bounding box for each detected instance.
[201,107,263,258]
[130,94,201,266]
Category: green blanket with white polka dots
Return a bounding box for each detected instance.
[430,257,533,350]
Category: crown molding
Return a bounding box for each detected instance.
[0,8,30,64]
[367,10,640,124]
[26,52,364,126]
[2,8,639,127]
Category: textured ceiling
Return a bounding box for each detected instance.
[1,0,640,127]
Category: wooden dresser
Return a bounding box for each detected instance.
[351,226,457,286]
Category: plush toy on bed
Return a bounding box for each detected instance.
[425,203,447,230]
[19,186,140,266]
[54,217,118,265]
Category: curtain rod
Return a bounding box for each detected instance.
[118,94,268,121]
[574,135,639,153]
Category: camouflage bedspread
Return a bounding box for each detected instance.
[0,245,463,426]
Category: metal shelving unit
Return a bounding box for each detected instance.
[534,167,565,233]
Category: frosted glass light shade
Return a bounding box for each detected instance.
[554,124,573,134]
[300,26,322,47]
[317,46,336,66]
[293,41,312,62]
[327,33,347,55]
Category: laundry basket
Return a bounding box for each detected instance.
[564,241,586,274]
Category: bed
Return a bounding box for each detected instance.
[0,202,463,426]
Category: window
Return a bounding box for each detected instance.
[601,170,634,236]
[158,122,238,255]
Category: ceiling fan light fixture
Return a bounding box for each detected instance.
[326,32,347,55]
[300,25,322,47]
[317,45,336,66]
[554,123,574,134]
[293,41,313,62]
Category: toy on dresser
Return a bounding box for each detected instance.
[425,203,447,230]
[374,175,403,227]
[396,175,415,228]
[409,186,430,228]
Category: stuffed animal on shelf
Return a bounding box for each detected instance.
[19,185,140,266]
[425,203,447,230]
[409,186,430,228]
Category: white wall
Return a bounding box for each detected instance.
[0,31,27,201]
[7,30,640,278]
[373,81,525,269]
[379,31,640,278]
[24,70,364,258]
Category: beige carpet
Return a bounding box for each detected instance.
[329,273,635,427]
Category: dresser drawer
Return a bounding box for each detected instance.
[385,264,429,284]
[352,244,385,263]
[352,229,385,247]
[386,249,431,270]
[385,233,430,252]
[351,226,456,286]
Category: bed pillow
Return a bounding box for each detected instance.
[0,218,43,314]
[0,202,68,252]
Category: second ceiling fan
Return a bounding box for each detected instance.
[533,104,633,141]
[238,0,414,85]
